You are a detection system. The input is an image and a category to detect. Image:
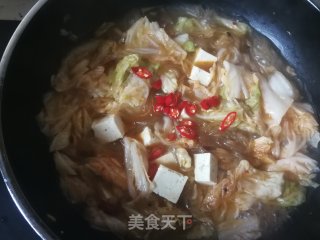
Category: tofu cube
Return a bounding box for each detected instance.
[194,48,217,63]
[92,114,125,142]
[189,48,217,86]
[153,165,188,203]
[139,127,158,146]
[194,153,218,185]
[155,152,177,166]
[189,66,213,86]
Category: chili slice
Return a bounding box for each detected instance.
[131,66,153,79]
[200,99,210,110]
[185,103,198,116]
[168,107,180,119]
[165,93,179,107]
[178,100,189,111]
[153,103,164,113]
[151,79,162,90]
[176,125,197,140]
[179,119,197,129]
[149,146,165,161]
[207,96,221,107]
[148,163,159,180]
[155,95,165,105]
[200,96,221,110]
[219,111,237,132]
[163,106,171,115]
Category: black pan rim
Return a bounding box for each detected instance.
[0,0,57,239]
[307,0,320,11]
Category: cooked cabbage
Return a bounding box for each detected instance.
[119,73,150,109]
[160,70,178,93]
[280,105,318,158]
[123,137,153,198]
[54,151,77,176]
[175,148,192,169]
[220,61,249,100]
[111,54,140,95]
[174,17,214,37]
[268,152,319,188]
[260,78,293,127]
[245,74,261,110]
[277,181,306,207]
[215,16,250,35]
[238,164,284,200]
[268,71,297,100]
[125,17,187,63]
[174,33,190,45]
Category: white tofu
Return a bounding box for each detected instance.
[194,153,218,185]
[139,127,158,146]
[194,48,217,63]
[92,114,125,143]
[155,152,177,166]
[153,165,188,203]
[189,66,213,86]
[189,48,217,87]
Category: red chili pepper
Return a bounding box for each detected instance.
[163,106,171,115]
[151,79,162,90]
[168,107,180,119]
[178,100,189,111]
[165,93,179,107]
[179,119,197,129]
[165,94,174,106]
[185,103,198,116]
[219,111,237,132]
[200,99,210,110]
[167,132,177,141]
[155,95,165,105]
[176,125,197,140]
[148,163,159,180]
[153,103,164,113]
[131,66,153,79]
[207,96,221,107]
[200,96,221,110]
[154,93,183,119]
[149,146,165,161]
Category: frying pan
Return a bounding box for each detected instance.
[1,0,320,239]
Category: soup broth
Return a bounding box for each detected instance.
[38,6,319,240]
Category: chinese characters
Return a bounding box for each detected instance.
[128,214,193,231]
